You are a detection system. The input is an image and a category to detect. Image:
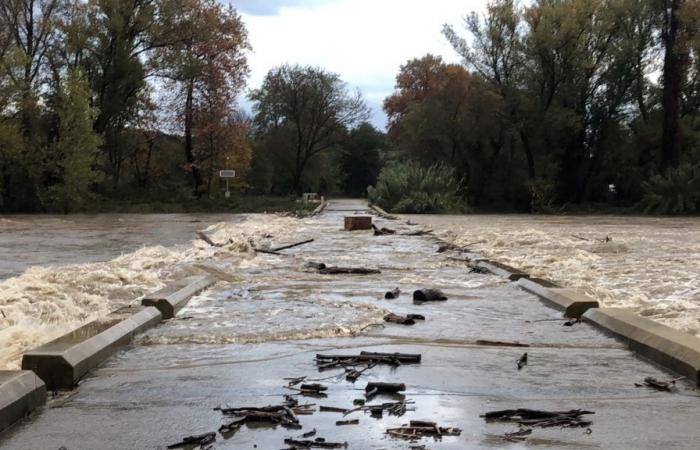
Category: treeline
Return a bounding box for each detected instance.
[0,0,384,212]
[381,0,700,213]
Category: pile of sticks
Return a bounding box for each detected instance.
[283,437,348,449]
[386,420,462,440]
[216,402,315,433]
[481,409,594,428]
[315,352,421,370]
[344,400,414,418]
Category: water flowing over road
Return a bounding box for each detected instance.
[2,200,700,449]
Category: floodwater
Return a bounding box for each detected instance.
[4,200,700,450]
[1,210,700,371]
[405,214,700,336]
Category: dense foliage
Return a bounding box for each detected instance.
[385,0,700,213]
[368,162,463,213]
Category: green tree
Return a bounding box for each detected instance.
[338,122,385,196]
[48,69,103,212]
[251,64,369,195]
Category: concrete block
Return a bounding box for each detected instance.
[584,308,700,386]
[518,278,598,318]
[0,371,46,433]
[344,215,372,231]
[22,307,161,390]
[475,260,529,281]
[142,275,215,319]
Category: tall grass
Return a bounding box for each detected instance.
[368,162,464,213]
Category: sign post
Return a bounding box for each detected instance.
[219,169,236,198]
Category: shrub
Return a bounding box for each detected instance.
[639,164,700,214]
[368,162,463,213]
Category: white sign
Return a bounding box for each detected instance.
[219,170,236,178]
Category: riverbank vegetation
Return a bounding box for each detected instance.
[1,0,700,214]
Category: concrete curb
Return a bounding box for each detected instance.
[369,204,397,220]
[21,307,162,390]
[584,308,700,386]
[311,199,327,215]
[475,260,529,281]
[518,278,598,318]
[0,371,46,434]
[142,275,215,319]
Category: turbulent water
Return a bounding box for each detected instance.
[407,214,700,336]
[3,210,700,370]
[0,214,303,369]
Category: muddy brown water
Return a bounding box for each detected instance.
[2,199,700,449]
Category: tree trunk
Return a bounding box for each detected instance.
[184,79,203,197]
[660,0,687,170]
[519,129,536,180]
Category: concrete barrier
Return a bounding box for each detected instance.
[518,278,598,318]
[22,307,161,390]
[142,275,215,319]
[311,199,327,215]
[475,260,529,281]
[584,308,700,386]
[0,371,46,434]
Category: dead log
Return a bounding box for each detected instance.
[384,313,415,325]
[359,351,421,363]
[336,419,359,426]
[254,248,283,255]
[384,288,401,299]
[304,262,326,270]
[168,432,216,448]
[635,376,682,391]
[283,438,348,449]
[318,266,381,275]
[365,382,405,395]
[372,224,396,236]
[319,406,348,413]
[481,409,594,428]
[386,421,462,440]
[344,400,414,418]
[272,238,314,252]
[406,314,425,320]
[476,340,530,348]
[413,289,447,302]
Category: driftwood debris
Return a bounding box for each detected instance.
[167,432,216,449]
[475,339,530,348]
[299,429,317,438]
[372,224,396,236]
[216,401,315,434]
[196,231,220,247]
[344,400,414,418]
[384,313,416,325]
[517,353,528,370]
[287,383,328,397]
[316,352,421,370]
[481,409,594,428]
[345,363,376,382]
[503,428,532,442]
[336,419,359,426]
[635,376,682,392]
[304,261,326,270]
[283,437,348,449]
[407,314,425,320]
[365,382,405,400]
[563,318,582,327]
[318,266,381,275]
[272,238,315,252]
[384,288,401,299]
[413,289,448,302]
[320,405,348,413]
[386,421,462,440]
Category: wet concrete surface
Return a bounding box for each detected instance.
[3,199,700,449]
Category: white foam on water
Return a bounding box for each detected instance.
[0,216,302,369]
[411,215,700,336]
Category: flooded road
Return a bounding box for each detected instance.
[3,200,700,449]
[405,214,700,336]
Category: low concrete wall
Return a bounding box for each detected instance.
[584,308,700,386]
[22,307,161,390]
[0,371,46,434]
[142,275,215,319]
[518,278,598,318]
[311,199,327,215]
[475,260,529,281]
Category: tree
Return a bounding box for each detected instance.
[338,122,385,196]
[48,69,103,211]
[155,0,249,197]
[251,64,369,194]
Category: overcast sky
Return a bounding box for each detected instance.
[228,0,488,129]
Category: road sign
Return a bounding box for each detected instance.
[219,170,236,178]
